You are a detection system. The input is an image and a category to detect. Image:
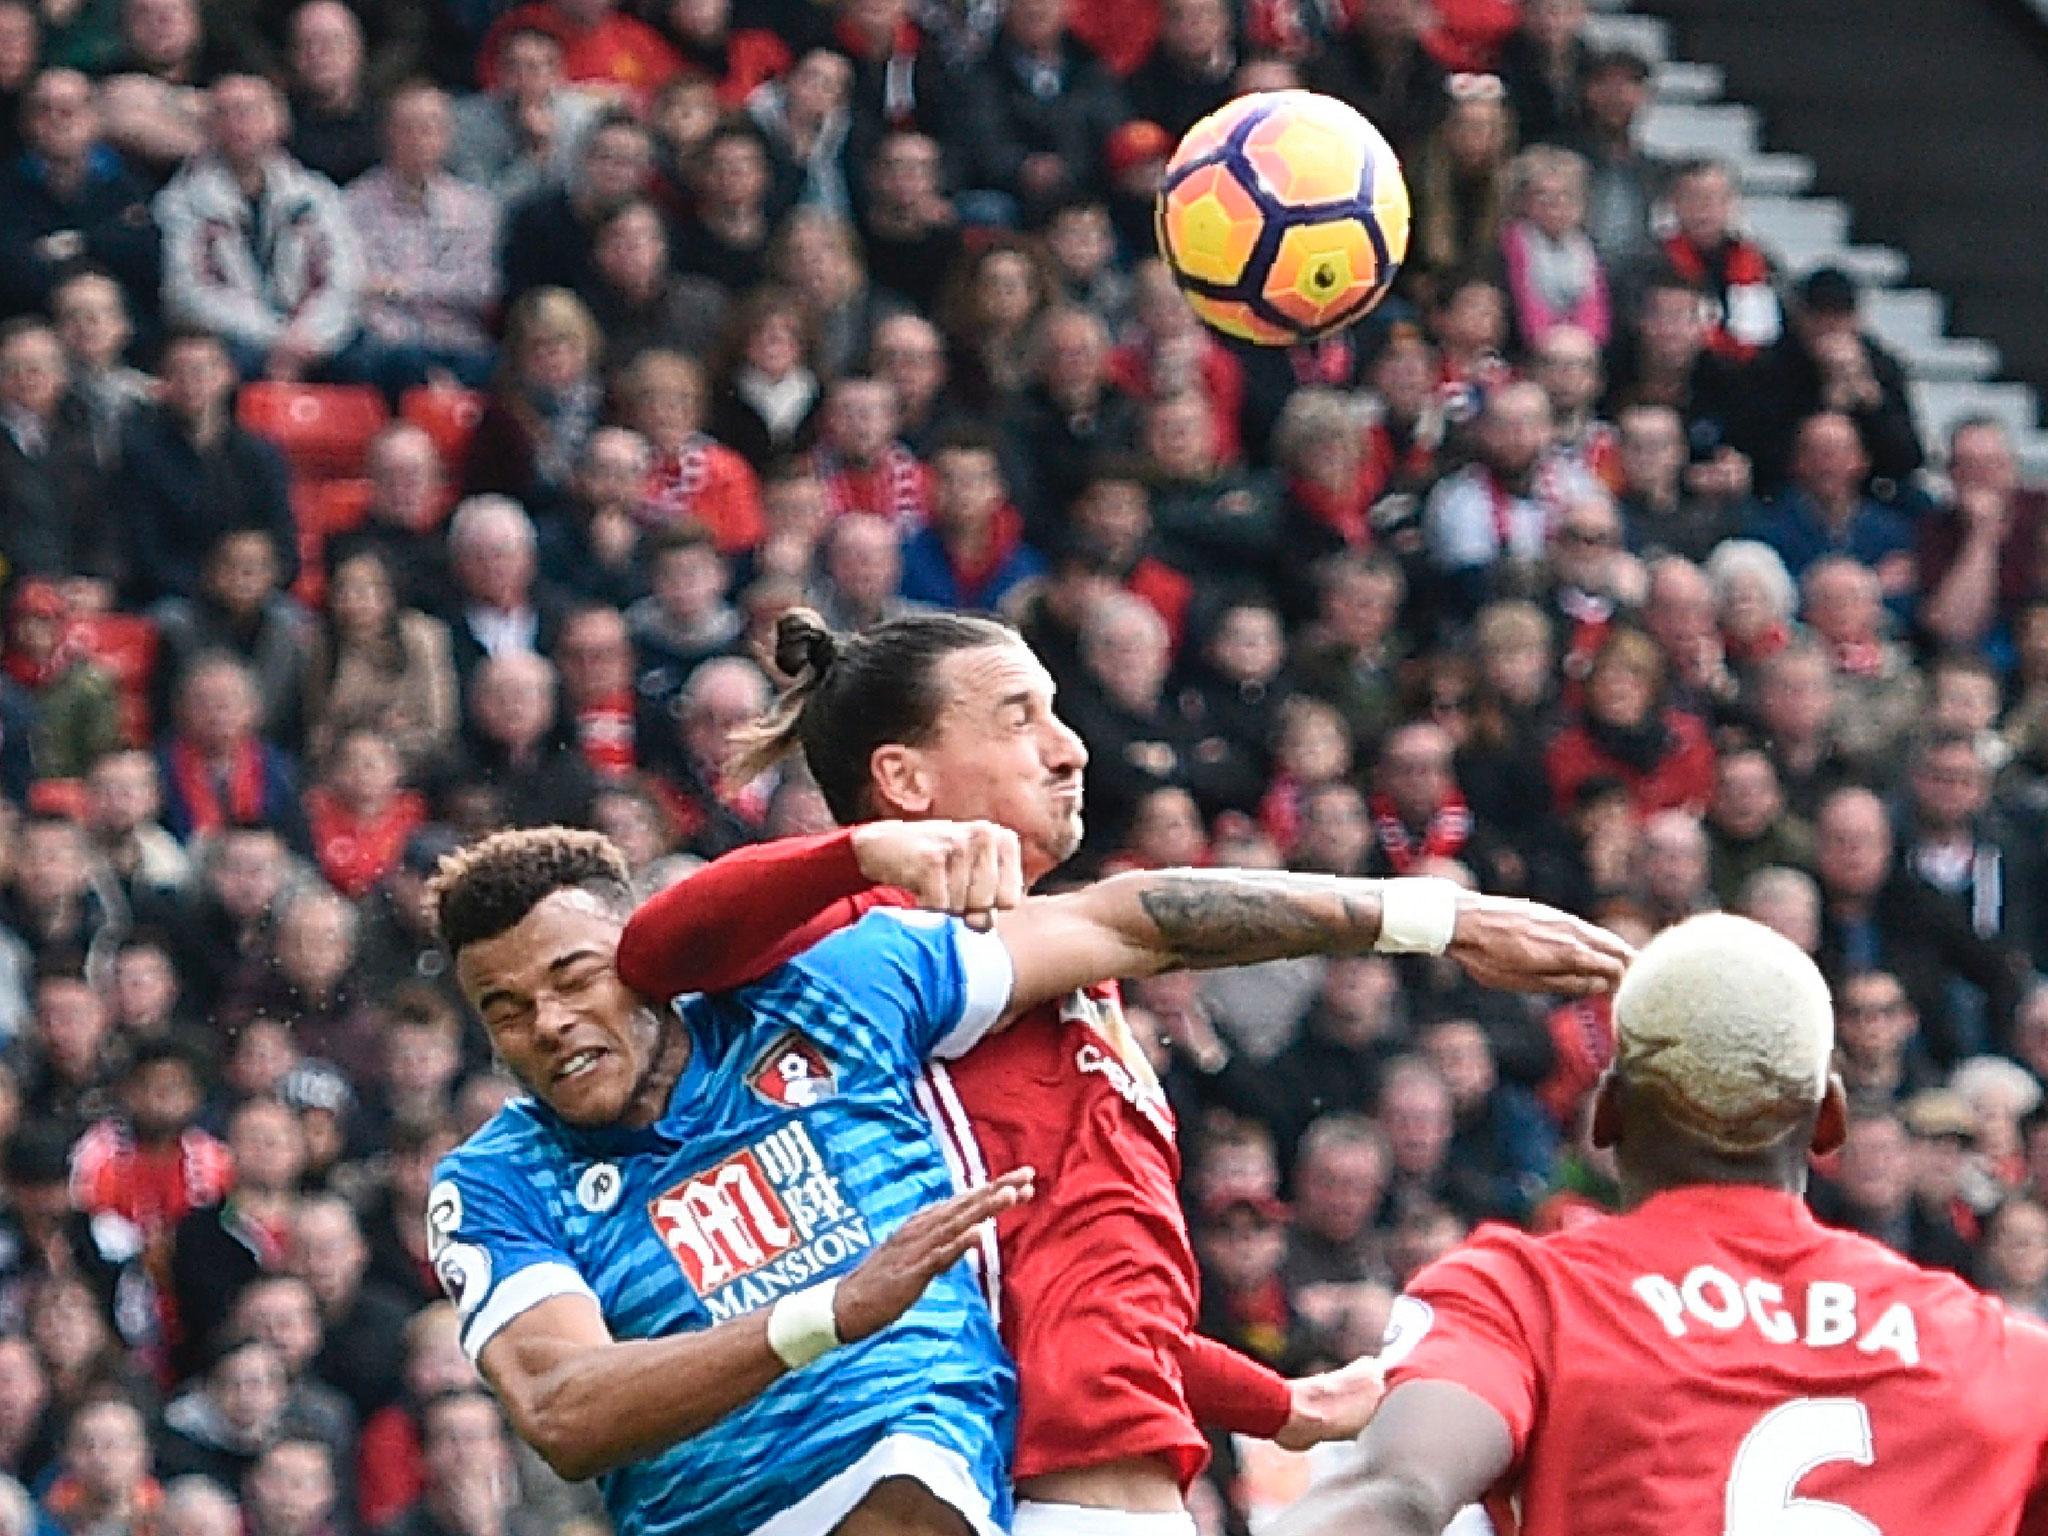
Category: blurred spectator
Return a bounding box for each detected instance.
[536,427,649,609]
[1978,1197,2048,1321]
[328,424,449,611]
[302,728,425,899]
[747,47,853,219]
[0,67,160,324]
[1109,260,1246,468]
[1751,413,1917,614]
[1365,720,1515,889]
[1703,744,1810,907]
[899,427,1043,613]
[807,374,929,529]
[1736,266,1924,494]
[1899,727,2045,969]
[499,113,649,302]
[1305,0,1448,162]
[120,328,295,607]
[353,828,458,1004]
[165,822,288,1022]
[241,1437,343,1536]
[1601,268,1746,455]
[648,655,768,857]
[1293,553,1407,751]
[291,1196,408,1420]
[98,0,207,174]
[461,289,601,515]
[444,650,595,830]
[159,1478,238,1536]
[304,547,460,773]
[441,495,567,682]
[1919,417,2047,654]
[382,1387,543,1536]
[941,237,1060,418]
[954,0,1126,216]
[624,523,741,709]
[1194,1190,1319,1372]
[40,1397,159,1536]
[1800,554,1919,776]
[1405,77,1514,302]
[578,200,724,371]
[156,1335,296,1488]
[446,24,595,204]
[70,1038,228,1254]
[867,311,953,455]
[357,1115,454,1305]
[228,1278,356,1490]
[1816,1107,1975,1274]
[1272,389,1373,599]
[853,134,961,319]
[1812,785,2027,1066]
[2,580,124,780]
[284,1,378,188]
[1545,626,1714,819]
[1418,1013,1556,1221]
[0,320,110,592]
[154,655,306,848]
[1534,326,1615,487]
[3,813,122,971]
[1281,1115,1390,1286]
[1002,306,1138,541]
[654,0,787,109]
[344,82,499,391]
[1566,48,1656,273]
[155,76,363,382]
[618,351,762,556]
[167,1097,303,1372]
[1500,147,1608,351]
[51,270,152,479]
[706,287,822,470]
[1126,0,1235,141]
[154,527,312,749]
[1657,159,1780,362]
[1833,969,1939,1114]
[1737,863,1821,955]
[0,1120,143,1334]
[476,0,681,105]
[1615,403,1746,563]
[87,754,190,912]
[1542,490,1636,685]
[0,1337,51,1483]
[672,121,775,295]
[1144,391,1278,598]
[1497,0,1586,146]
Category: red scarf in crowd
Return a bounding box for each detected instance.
[305,786,428,899]
[2,580,84,691]
[1361,417,1439,504]
[576,691,639,778]
[1288,474,1372,549]
[1369,790,1471,873]
[642,434,717,525]
[1661,234,1773,359]
[814,442,930,528]
[168,739,265,834]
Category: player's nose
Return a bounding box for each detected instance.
[1045,714,1088,773]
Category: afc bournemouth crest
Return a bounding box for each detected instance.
[748,1030,838,1109]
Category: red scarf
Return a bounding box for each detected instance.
[576,690,639,777]
[1661,234,1773,359]
[169,739,265,834]
[1724,620,1791,668]
[642,434,716,525]
[814,442,930,529]
[1288,474,1371,548]
[305,787,427,899]
[1361,417,1439,503]
[1369,790,1471,873]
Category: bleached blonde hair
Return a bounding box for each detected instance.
[1613,912,1833,1152]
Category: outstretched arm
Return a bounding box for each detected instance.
[1270,1380,1513,1536]
[993,870,1633,1017]
[616,824,1024,998]
[476,1173,1030,1480]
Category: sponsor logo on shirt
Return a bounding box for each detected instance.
[1064,990,1174,1141]
[648,1123,872,1322]
[747,1029,839,1110]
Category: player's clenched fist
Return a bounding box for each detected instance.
[1448,893,1635,996]
[833,1169,1036,1342]
[850,820,1025,930]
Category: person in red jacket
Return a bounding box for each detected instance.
[1545,626,1716,820]
[613,606,1632,1533]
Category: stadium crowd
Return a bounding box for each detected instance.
[0,0,2041,1528]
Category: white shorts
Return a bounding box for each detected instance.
[1012,1503,1197,1536]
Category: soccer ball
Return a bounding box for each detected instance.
[1155,90,1411,346]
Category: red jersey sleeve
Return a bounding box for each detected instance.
[1382,1225,1549,1463]
[1179,1332,1292,1438]
[614,832,870,997]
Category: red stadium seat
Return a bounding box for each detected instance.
[238,383,391,480]
[401,385,485,473]
[289,478,375,607]
[72,612,158,745]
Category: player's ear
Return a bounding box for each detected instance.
[868,742,934,817]
[1588,1071,1621,1150]
[1810,1074,1848,1157]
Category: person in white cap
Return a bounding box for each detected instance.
[1278,911,2048,1536]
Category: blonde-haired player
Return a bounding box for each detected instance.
[1281,912,2048,1536]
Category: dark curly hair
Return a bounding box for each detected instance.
[428,827,634,957]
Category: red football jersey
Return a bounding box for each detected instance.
[1385,1185,2048,1536]
[748,887,1212,1486]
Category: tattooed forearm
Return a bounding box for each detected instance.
[1134,871,1384,970]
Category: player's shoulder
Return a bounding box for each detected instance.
[433,1094,554,1185]
[1409,1220,1555,1300]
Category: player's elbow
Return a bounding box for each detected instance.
[1360,1471,1460,1536]
[511,1384,618,1483]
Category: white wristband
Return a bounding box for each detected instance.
[1374,878,1460,956]
[766,1280,842,1370]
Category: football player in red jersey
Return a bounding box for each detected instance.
[1278,910,2048,1536]
[614,607,1632,1535]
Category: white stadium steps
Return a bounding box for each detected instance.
[1582,11,1673,62]
[1909,380,2042,446]
[1638,102,1760,159]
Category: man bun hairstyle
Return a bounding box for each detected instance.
[428,827,634,957]
[728,606,1016,824]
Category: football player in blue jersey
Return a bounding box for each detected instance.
[423,805,1628,1536]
